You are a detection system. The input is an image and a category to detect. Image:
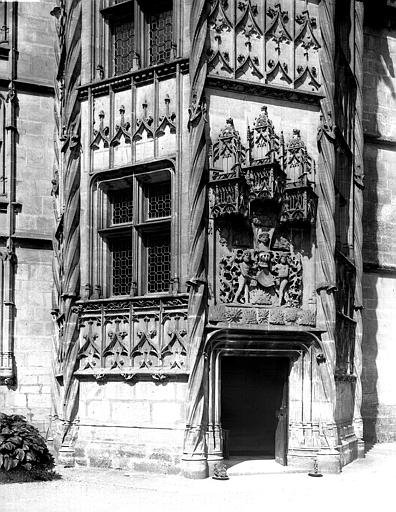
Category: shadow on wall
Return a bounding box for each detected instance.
[361,2,396,445]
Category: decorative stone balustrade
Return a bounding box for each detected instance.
[73,295,189,380]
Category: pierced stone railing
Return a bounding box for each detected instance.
[73,294,189,381]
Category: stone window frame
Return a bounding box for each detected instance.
[96,166,174,298]
[101,0,175,77]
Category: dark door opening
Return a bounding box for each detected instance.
[221,355,289,461]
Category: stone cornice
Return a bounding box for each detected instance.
[78,58,189,99]
[206,76,324,106]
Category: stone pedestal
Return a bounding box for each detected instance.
[58,446,76,468]
[181,457,209,479]
[316,448,341,474]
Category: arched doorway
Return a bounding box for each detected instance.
[205,330,318,467]
[221,354,290,462]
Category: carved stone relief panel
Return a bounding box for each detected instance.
[76,298,189,378]
[207,0,321,92]
[208,105,317,328]
[161,312,188,369]
[216,214,303,308]
[131,314,161,369]
[104,316,130,370]
[294,4,320,91]
[207,0,235,78]
[236,0,264,81]
[78,317,102,371]
[266,1,293,86]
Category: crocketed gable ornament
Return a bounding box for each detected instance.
[211,117,245,170]
[286,128,313,181]
[208,117,248,218]
[247,106,282,164]
[110,105,131,147]
[91,110,109,149]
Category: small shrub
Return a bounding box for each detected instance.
[0,413,55,476]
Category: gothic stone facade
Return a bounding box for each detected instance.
[1,0,395,478]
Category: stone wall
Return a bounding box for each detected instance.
[0,1,55,436]
[74,379,187,473]
[362,22,396,443]
[362,273,396,442]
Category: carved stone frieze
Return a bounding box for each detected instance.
[208,304,315,328]
[76,296,189,375]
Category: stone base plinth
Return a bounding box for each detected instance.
[316,449,342,473]
[181,457,209,479]
[288,448,341,473]
[58,447,76,468]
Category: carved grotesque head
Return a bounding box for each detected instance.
[259,251,271,265]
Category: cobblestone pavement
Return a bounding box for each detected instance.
[0,443,395,512]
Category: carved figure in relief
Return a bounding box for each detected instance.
[234,250,253,303]
[273,254,290,306]
[219,247,302,307]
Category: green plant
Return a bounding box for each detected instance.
[0,413,54,473]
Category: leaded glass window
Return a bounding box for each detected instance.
[113,18,134,76]
[111,237,133,296]
[146,182,171,219]
[111,189,133,224]
[149,8,173,66]
[146,234,171,293]
[100,172,172,297]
